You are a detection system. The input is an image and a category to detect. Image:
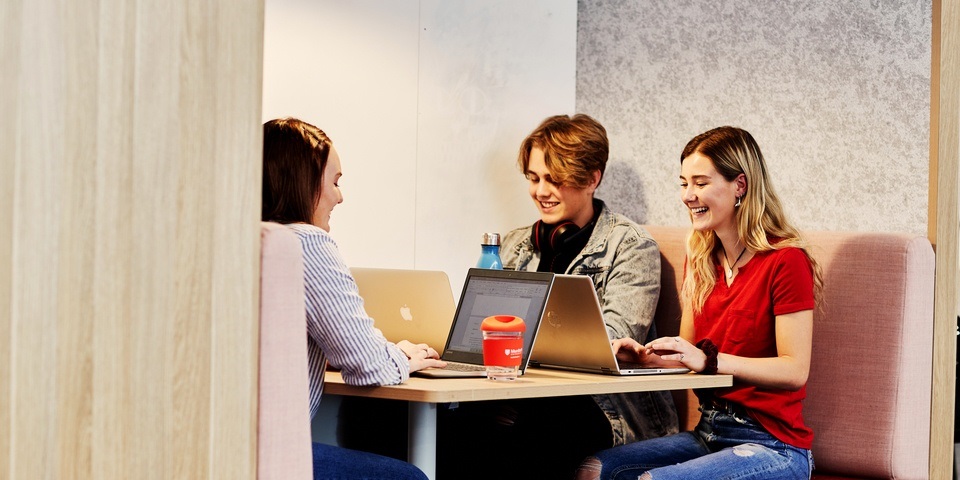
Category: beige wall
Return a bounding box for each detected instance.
[1,1,264,478]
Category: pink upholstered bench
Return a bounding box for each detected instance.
[644,225,935,480]
[258,222,312,479]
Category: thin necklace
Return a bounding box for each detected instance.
[723,246,747,280]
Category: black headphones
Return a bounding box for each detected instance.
[530,220,581,254]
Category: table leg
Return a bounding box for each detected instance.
[407,401,438,480]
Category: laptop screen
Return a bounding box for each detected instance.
[441,268,554,368]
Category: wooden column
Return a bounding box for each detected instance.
[0,0,264,478]
[930,1,960,478]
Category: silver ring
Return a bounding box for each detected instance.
[680,354,685,361]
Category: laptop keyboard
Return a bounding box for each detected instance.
[442,362,486,372]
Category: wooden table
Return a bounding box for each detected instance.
[325,368,732,479]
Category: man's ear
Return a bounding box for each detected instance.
[588,169,602,193]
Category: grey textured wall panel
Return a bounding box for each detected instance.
[578,0,931,234]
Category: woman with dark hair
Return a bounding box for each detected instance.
[576,126,823,480]
[262,117,445,480]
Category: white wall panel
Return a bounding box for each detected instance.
[263,0,421,269]
[415,0,577,293]
[263,0,576,295]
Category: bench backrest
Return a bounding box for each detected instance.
[644,225,934,479]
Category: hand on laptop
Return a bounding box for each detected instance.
[641,336,696,369]
[611,338,650,364]
[611,337,679,368]
[397,340,447,373]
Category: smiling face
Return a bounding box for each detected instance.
[680,152,744,236]
[525,146,598,227]
[312,145,343,232]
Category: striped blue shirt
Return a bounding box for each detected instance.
[287,223,410,419]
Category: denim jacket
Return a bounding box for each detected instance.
[501,200,679,444]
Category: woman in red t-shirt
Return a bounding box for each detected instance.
[576,126,823,480]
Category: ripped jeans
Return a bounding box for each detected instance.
[586,404,813,480]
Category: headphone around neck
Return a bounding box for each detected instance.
[530,220,581,254]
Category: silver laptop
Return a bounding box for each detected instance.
[529,274,690,376]
[351,267,456,351]
[415,268,556,378]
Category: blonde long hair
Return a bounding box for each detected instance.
[679,126,823,314]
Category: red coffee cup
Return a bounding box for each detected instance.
[480,315,526,380]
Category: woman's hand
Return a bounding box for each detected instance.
[397,340,446,372]
[610,337,670,367]
[643,336,704,371]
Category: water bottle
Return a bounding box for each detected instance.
[477,232,503,269]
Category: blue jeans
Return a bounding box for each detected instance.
[586,405,813,480]
[312,442,427,480]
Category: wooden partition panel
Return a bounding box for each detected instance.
[1,1,264,478]
[932,1,960,478]
[0,3,21,479]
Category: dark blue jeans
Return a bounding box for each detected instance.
[586,405,813,480]
[312,442,427,480]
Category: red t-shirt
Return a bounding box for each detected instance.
[694,246,815,449]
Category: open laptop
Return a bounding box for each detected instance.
[529,274,690,376]
[414,268,556,378]
[351,267,456,351]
